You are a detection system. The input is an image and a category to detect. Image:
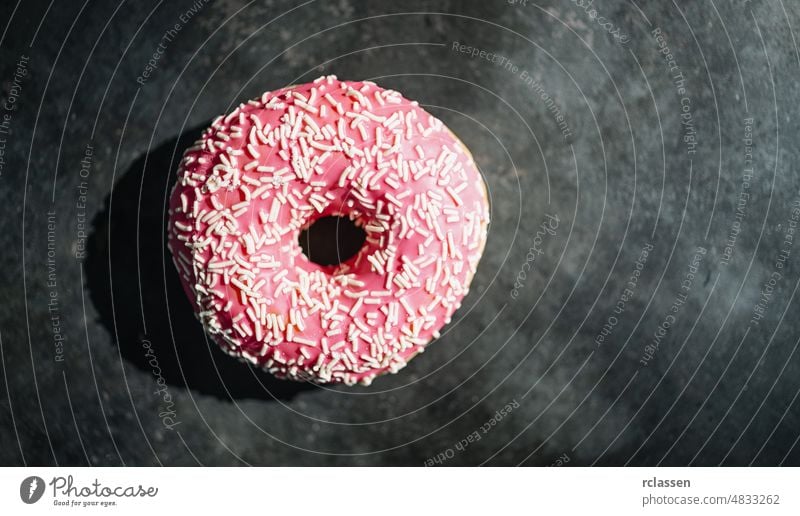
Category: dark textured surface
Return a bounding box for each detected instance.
[1,0,799,466]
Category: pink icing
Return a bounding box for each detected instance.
[167,76,489,385]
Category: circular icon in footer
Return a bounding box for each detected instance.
[20,476,45,504]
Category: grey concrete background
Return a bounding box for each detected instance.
[1,0,799,466]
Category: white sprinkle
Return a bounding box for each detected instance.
[268,198,280,222]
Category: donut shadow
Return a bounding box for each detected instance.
[85,124,318,402]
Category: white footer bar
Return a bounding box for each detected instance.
[1,467,797,514]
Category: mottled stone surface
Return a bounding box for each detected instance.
[1,0,798,466]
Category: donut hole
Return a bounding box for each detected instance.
[298,215,367,266]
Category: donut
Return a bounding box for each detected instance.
[167,76,490,385]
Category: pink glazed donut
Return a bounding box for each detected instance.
[167,76,490,385]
